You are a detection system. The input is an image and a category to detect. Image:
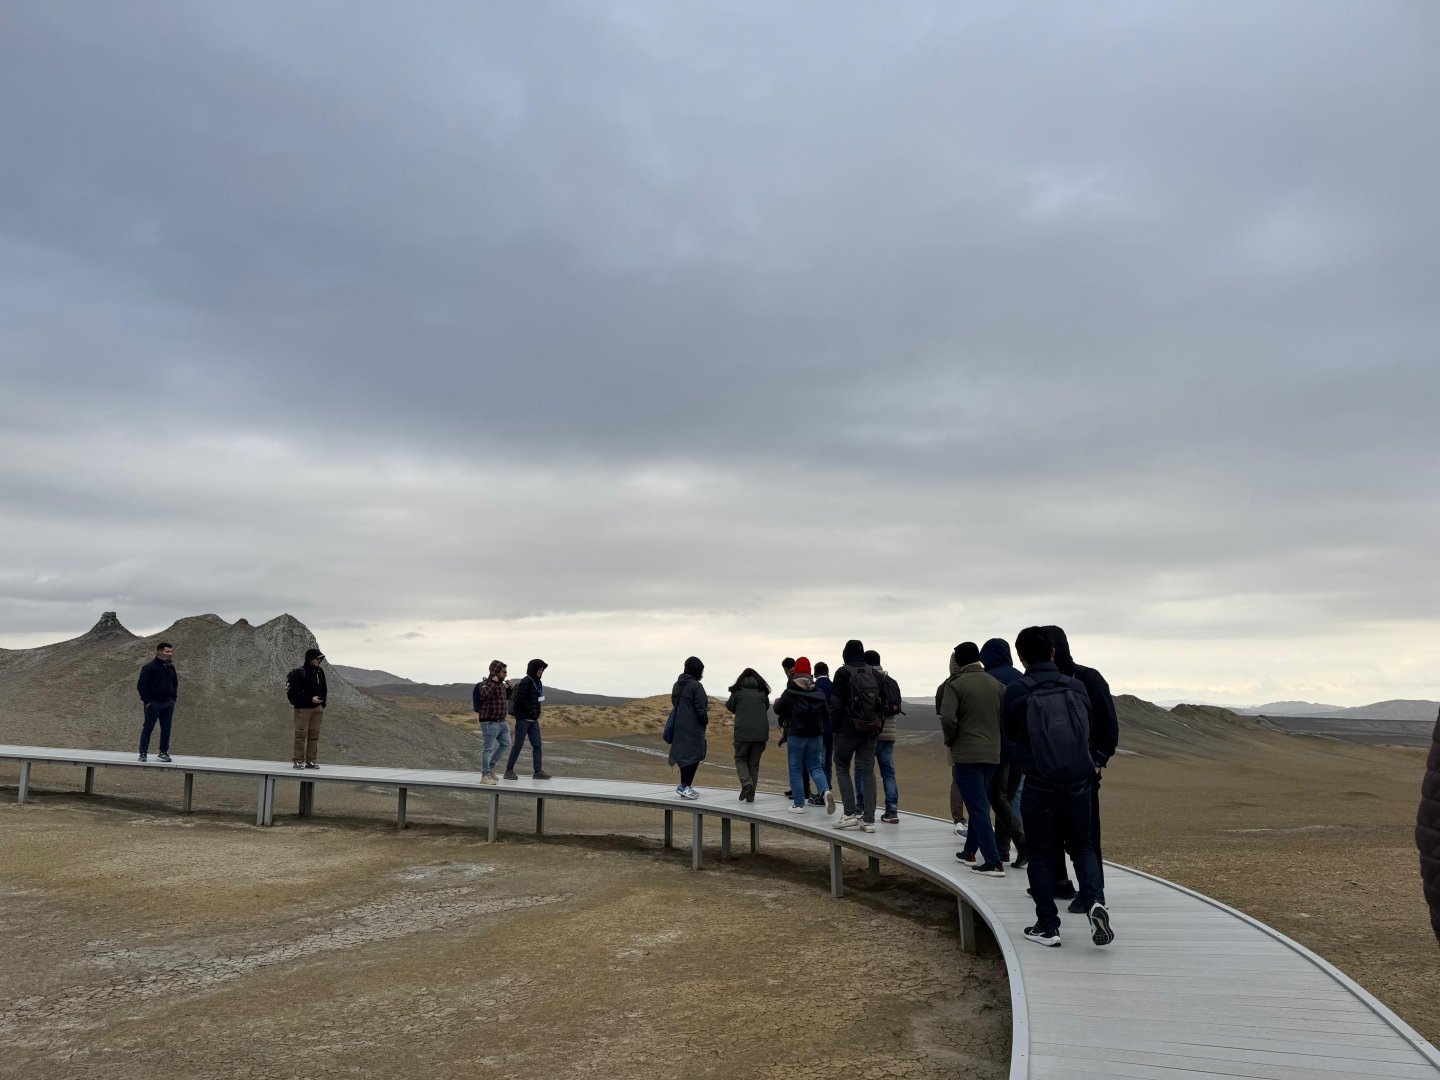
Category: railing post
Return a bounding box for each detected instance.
[397,787,408,829]
[691,813,703,870]
[749,821,760,853]
[830,843,844,899]
[298,781,314,817]
[664,808,673,849]
[867,855,880,882]
[720,817,732,860]
[536,797,545,836]
[183,772,194,814]
[17,761,31,804]
[84,766,95,795]
[256,777,267,825]
[957,897,977,954]
[263,776,275,826]
[487,792,499,842]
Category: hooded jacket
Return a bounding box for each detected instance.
[775,674,830,739]
[136,656,179,704]
[1418,707,1440,944]
[1044,626,1119,767]
[725,674,771,743]
[286,655,328,709]
[939,654,1004,764]
[668,658,708,768]
[473,660,512,722]
[830,639,877,737]
[1001,660,1093,779]
[979,639,1025,687]
[509,659,547,722]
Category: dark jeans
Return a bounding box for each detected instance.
[139,700,175,755]
[678,762,699,787]
[855,740,899,816]
[1048,771,1105,900]
[832,728,877,822]
[802,728,835,797]
[734,739,765,790]
[963,761,1025,859]
[506,718,543,773]
[1025,775,1102,932]
[952,763,1001,865]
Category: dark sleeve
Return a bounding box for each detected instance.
[473,682,484,712]
[286,669,305,707]
[831,667,851,723]
[1419,710,1440,945]
[136,664,151,702]
[774,690,792,721]
[1085,670,1119,765]
[317,670,328,705]
[1002,683,1028,744]
[725,691,738,715]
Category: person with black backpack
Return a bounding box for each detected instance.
[285,647,328,769]
[830,639,883,832]
[773,657,835,815]
[856,649,904,823]
[504,659,552,780]
[1003,626,1113,949]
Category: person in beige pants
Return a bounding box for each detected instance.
[285,647,328,769]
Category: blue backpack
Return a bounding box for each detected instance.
[1020,674,1093,782]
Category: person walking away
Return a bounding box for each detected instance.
[473,660,513,784]
[814,661,837,795]
[504,659,551,780]
[1004,626,1112,948]
[855,650,903,823]
[773,657,834,815]
[961,639,1028,867]
[286,648,328,769]
[726,668,771,801]
[830,639,883,832]
[1043,626,1118,906]
[669,657,708,799]
[940,642,1006,877]
[1418,704,1440,945]
[936,658,969,837]
[137,641,178,763]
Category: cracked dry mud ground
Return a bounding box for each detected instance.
[0,803,1010,1079]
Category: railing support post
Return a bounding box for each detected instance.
[750,821,759,853]
[536,797,545,836]
[721,817,732,860]
[84,766,95,795]
[867,855,880,882]
[664,808,673,849]
[183,772,194,814]
[830,843,844,898]
[17,761,31,804]
[957,897,977,954]
[691,813,703,870]
[397,787,408,829]
[487,792,499,842]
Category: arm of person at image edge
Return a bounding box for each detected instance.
[1418,705,1440,945]
[136,657,177,704]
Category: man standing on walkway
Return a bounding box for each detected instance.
[830,639,882,833]
[286,648,328,770]
[940,642,1005,877]
[861,649,902,824]
[505,659,552,780]
[473,660,512,784]
[136,641,178,763]
[1005,626,1112,948]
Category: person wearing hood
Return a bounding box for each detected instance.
[136,641,179,763]
[939,642,1006,877]
[830,639,881,832]
[669,656,708,799]
[857,649,902,824]
[813,661,837,795]
[980,639,1025,687]
[726,668,771,802]
[1418,705,1440,945]
[285,647,328,769]
[974,638,1028,867]
[473,660,513,785]
[1043,626,1116,905]
[504,659,552,780]
[773,657,835,814]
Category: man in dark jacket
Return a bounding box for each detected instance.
[1044,626,1118,904]
[809,660,837,803]
[136,641,178,763]
[1004,626,1112,948]
[830,639,881,831]
[774,657,834,814]
[286,648,328,768]
[976,638,1028,867]
[473,660,512,785]
[1418,706,1440,945]
[505,659,552,780]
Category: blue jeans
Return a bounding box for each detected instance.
[140,700,175,755]
[856,741,898,816]
[786,736,828,807]
[506,718,542,774]
[951,763,1001,866]
[1023,776,1101,932]
[479,720,511,774]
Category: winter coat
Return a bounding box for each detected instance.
[136,657,178,704]
[286,664,328,709]
[830,639,879,738]
[874,665,898,742]
[774,675,830,738]
[1046,627,1119,767]
[1001,661,1094,779]
[725,677,770,743]
[668,672,709,767]
[938,656,1003,765]
[814,675,836,735]
[509,674,544,722]
[1418,706,1440,945]
[473,661,511,722]
[979,639,1025,687]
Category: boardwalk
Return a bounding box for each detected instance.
[3,744,1438,1080]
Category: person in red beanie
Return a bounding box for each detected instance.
[773,656,835,815]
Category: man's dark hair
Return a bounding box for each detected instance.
[781,657,796,671]
[814,661,829,676]
[156,642,173,651]
[1015,626,1054,666]
[863,649,880,666]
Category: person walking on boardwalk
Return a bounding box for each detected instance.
[473,660,512,785]
[669,656,708,799]
[504,659,551,780]
[956,640,1028,868]
[830,639,883,833]
[286,648,328,769]
[726,668,771,802]
[773,657,835,815]
[940,642,1006,878]
[1043,625,1118,907]
[813,660,837,796]
[136,641,178,763]
[858,648,903,824]
[1004,626,1112,948]
[1418,704,1440,945]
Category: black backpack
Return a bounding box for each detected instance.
[846,663,884,734]
[1020,674,1093,782]
[878,670,904,718]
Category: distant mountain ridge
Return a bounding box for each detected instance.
[369,681,635,708]
[331,664,414,687]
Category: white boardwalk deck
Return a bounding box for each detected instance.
[3,744,1438,1080]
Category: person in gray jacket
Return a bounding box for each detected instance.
[726,668,771,802]
[669,656,708,800]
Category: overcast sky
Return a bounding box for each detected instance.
[2,2,1437,705]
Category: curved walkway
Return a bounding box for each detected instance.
[4,744,1438,1080]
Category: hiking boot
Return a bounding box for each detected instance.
[859,821,876,833]
[970,862,1005,878]
[1054,881,1078,900]
[532,770,552,780]
[480,773,497,786]
[1023,924,1061,947]
[823,789,836,814]
[1088,903,1115,946]
[138,753,148,762]
[880,812,899,824]
[786,804,806,814]
[157,752,173,763]
[503,770,518,780]
[832,815,860,830]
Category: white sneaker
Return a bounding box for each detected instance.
[786,804,806,814]
[859,821,876,833]
[681,786,700,801]
[675,785,688,799]
[823,789,836,814]
[833,815,860,830]
[954,822,968,835]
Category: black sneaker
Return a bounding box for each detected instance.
[1012,852,1029,870]
[1067,897,1089,914]
[157,752,172,763]
[806,794,826,807]
[1054,881,1078,900]
[739,783,754,802]
[969,862,1005,878]
[304,762,320,770]
[955,852,979,866]
[783,789,793,799]
[1088,903,1114,946]
[880,812,899,824]
[1023,924,1061,947]
[138,753,147,762]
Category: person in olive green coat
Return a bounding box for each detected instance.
[939,642,1006,874]
[726,668,771,802]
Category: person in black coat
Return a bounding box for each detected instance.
[505,659,552,780]
[136,642,178,762]
[1418,706,1440,945]
[286,648,328,769]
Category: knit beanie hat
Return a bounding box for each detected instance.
[792,656,812,676]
